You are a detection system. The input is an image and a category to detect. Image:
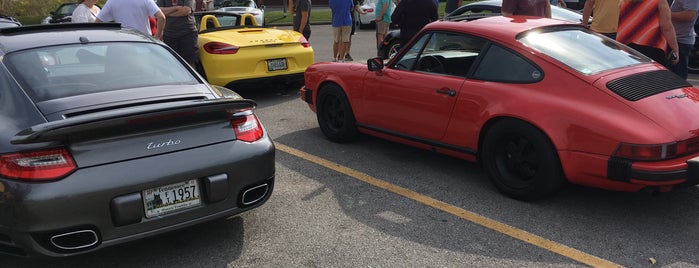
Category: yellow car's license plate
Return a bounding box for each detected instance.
[267,58,288,71]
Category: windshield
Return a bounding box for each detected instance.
[56,4,77,16]
[6,42,198,102]
[0,21,19,28]
[518,27,650,75]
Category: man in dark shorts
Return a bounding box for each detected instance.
[157,0,198,67]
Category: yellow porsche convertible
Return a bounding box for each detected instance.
[194,12,314,89]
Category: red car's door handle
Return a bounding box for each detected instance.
[436,88,456,97]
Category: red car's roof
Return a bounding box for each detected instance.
[425,16,575,43]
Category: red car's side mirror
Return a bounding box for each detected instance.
[367,57,384,71]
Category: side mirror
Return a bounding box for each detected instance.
[367,57,384,71]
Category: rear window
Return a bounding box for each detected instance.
[518,27,650,75]
[6,42,198,102]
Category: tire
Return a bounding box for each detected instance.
[688,45,699,74]
[480,119,565,201]
[385,40,401,60]
[316,84,360,143]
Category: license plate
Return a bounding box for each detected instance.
[267,58,288,71]
[143,179,201,218]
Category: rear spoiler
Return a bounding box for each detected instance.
[443,12,500,22]
[12,98,256,144]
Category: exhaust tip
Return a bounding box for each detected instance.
[50,229,99,250]
[241,183,269,206]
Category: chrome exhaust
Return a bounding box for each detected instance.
[241,183,269,205]
[50,230,99,250]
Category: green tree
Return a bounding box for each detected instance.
[1,0,106,17]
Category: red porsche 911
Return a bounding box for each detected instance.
[300,15,699,200]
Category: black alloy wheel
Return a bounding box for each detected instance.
[316,84,360,143]
[481,119,565,201]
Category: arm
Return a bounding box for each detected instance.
[558,0,566,7]
[155,10,166,40]
[376,2,389,21]
[658,0,680,64]
[298,10,309,33]
[581,0,594,26]
[289,0,294,16]
[672,10,698,22]
[545,2,551,18]
[354,4,366,14]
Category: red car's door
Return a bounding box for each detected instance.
[361,69,464,141]
[360,32,487,141]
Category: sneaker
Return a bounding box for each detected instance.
[344,54,353,61]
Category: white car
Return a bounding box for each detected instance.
[357,0,396,29]
[216,0,265,26]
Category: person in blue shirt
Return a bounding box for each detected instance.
[330,0,354,61]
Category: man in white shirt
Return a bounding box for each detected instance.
[96,0,166,40]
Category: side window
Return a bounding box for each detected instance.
[472,45,543,83]
[391,32,486,77]
[391,34,431,71]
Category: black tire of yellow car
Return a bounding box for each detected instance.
[480,119,565,201]
[316,84,360,143]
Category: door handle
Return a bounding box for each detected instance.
[436,88,456,97]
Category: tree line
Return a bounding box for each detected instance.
[0,0,107,17]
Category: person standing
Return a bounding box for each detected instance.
[445,0,463,14]
[156,0,199,67]
[375,0,392,48]
[72,0,101,23]
[96,0,166,40]
[668,0,699,79]
[346,0,367,61]
[618,0,680,66]
[293,0,312,40]
[329,0,354,62]
[391,0,438,49]
[581,0,620,39]
[501,0,552,17]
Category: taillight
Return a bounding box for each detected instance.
[232,114,264,142]
[299,36,311,48]
[0,148,77,181]
[613,137,699,161]
[204,42,240,54]
[363,8,374,12]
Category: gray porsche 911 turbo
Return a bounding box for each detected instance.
[0,23,275,257]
